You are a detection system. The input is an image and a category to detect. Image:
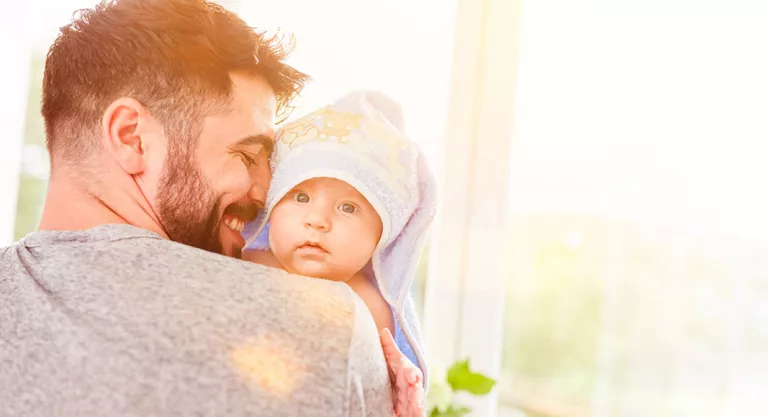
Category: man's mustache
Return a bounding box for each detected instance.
[223,202,262,223]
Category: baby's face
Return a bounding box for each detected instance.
[268,177,383,281]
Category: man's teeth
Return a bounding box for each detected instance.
[224,218,244,233]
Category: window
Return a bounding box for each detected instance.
[500,1,768,416]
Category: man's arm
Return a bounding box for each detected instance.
[345,293,393,417]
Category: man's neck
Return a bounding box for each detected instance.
[38,169,168,239]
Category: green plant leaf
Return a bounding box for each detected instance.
[430,405,472,417]
[446,359,496,395]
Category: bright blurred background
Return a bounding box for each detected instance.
[3,0,768,416]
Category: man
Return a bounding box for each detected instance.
[0,1,392,416]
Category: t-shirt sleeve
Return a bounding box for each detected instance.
[344,293,393,417]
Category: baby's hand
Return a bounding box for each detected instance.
[380,328,424,417]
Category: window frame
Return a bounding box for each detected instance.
[421,0,523,415]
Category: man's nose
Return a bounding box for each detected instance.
[304,208,331,232]
[246,166,271,206]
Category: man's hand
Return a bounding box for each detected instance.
[380,328,424,417]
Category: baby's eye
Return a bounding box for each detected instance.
[294,192,310,203]
[339,202,357,214]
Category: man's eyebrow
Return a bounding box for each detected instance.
[232,134,274,155]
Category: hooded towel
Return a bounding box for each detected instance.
[242,91,437,385]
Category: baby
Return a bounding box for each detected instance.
[241,91,437,416]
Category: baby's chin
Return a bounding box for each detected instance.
[288,260,351,282]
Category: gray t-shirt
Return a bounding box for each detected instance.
[0,225,392,417]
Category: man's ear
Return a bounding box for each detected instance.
[101,97,156,175]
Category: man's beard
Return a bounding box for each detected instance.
[154,140,262,258]
[156,149,225,255]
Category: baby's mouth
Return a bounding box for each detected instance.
[297,241,329,254]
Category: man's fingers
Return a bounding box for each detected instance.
[393,378,424,417]
[406,368,420,385]
[380,328,404,370]
[408,384,424,416]
[401,367,422,387]
[399,383,410,416]
[381,327,425,417]
[395,369,411,393]
[380,328,396,352]
[394,396,407,417]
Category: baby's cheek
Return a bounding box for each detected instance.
[269,238,288,259]
[267,221,292,261]
[344,245,375,275]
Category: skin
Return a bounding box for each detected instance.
[267,177,383,282]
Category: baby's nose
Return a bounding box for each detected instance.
[304,210,331,231]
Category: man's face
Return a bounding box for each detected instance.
[155,73,276,258]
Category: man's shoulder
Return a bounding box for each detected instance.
[2,226,390,416]
[98,229,362,309]
[10,224,364,324]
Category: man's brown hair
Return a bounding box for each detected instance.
[42,0,308,163]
